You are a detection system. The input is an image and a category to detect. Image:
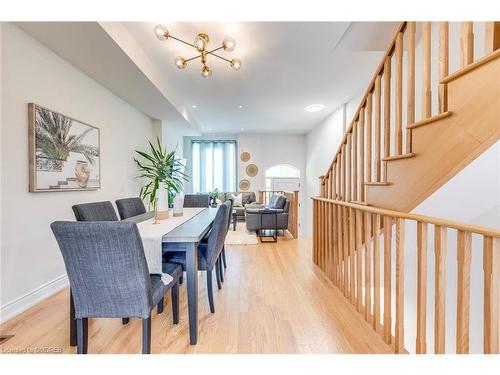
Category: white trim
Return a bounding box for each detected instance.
[0,274,68,324]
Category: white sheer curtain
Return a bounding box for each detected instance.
[191,140,236,193]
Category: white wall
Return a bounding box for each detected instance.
[0,23,160,322]
[304,96,361,236]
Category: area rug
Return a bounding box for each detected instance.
[225,222,259,245]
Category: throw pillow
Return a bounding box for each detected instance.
[232,193,243,207]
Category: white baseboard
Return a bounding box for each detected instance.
[0,274,68,324]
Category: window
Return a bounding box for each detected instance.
[191,140,236,193]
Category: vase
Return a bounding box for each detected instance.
[74,160,91,188]
[156,182,169,220]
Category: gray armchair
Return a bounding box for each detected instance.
[218,191,257,220]
[245,194,290,240]
[51,221,173,354]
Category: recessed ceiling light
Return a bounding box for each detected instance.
[239,105,243,109]
[240,127,245,132]
[304,104,324,113]
[192,105,197,109]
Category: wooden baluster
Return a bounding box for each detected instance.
[383,56,391,165]
[349,131,353,202]
[332,162,337,200]
[407,22,416,153]
[383,216,392,344]
[456,230,472,354]
[343,206,349,297]
[337,158,341,200]
[332,204,338,285]
[352,124,358,202]
[359,108,365,202]
[483,236,499,354]
[313,199,316,264]
[373,214,381,332]
[434,225,447,354]
[485,22,500,54]
[365,212,372,321]
[395,32,403,155]
[355,209,363,312]
[439,22,449,113]
[340,148,345,200]
[395,218,405,353]
[422,22,432,119]
[337,204,343,288]
[374,75,382,181]
[318,201,322,268]
[366,94,373,184]
[461,22,474,67]
[349,208,356,304]
[416,222,428,354]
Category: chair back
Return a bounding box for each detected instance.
[72,201,118,221]
[226,197,234,230]
[51,221,153,319]
[115,198,147,220]
[205,201,231,268]
[184,194,210,208]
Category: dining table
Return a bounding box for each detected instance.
[69,207,218,347]
[126,207,218,345]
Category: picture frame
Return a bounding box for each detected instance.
[28,103,101,192]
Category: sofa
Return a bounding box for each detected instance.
[218,191,258,220]
[245,194,290,236]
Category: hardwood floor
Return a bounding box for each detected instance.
[0,237,392,354]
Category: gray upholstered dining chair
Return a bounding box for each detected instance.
[115,197,147,220]
[71,200,181,326]
[51,221,174,354]
[72,201,119,222]
[184,194,210,208]
[163,201,231,313]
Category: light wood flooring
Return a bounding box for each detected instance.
[0,237,392,354]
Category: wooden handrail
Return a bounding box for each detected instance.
[312,197,500,238]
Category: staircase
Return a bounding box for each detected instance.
[312,22,500,354]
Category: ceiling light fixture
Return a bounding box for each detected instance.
[154,24,242,78]
[304,104,324,113]
[191,105,197,109]
[239,105,243,109]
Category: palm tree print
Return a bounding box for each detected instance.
[35,106,99,165]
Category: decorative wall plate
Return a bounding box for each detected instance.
[240,151,251,162]
[246,164,258,177]
[239,179,250,191]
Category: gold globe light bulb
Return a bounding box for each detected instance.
[201,65,212,78]
[230,58,242,70]
[154,24,169,41]
[174,56,187,69]
[222,37,236,52]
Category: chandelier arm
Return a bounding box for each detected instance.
[206,46,224,55]
[185,54,202,62]
[169,35,197,48]
[209,52,232,63]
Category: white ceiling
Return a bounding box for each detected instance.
[119,22,399,134]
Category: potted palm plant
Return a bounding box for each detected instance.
[134,137,188,219]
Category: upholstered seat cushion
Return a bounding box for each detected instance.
[149,275,169,307]
[162,243,209,271]
[162,262,183,284]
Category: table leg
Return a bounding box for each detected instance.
[186,241,199,345]
[233,213,237,231]
[70,288,77,347]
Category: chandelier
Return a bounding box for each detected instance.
[154,24,241,78]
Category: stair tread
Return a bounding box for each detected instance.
[406,111,453,130]
[382,153,416,162]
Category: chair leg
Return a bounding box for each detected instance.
[171,283,179,324]
[179,274,184,285]
[76,318,88,354]
[142,316,151,354]
[222,247,227,268]
[219,255,224,283]
[157,298,164,314]
[215,259,222,290]
[122,318,130,325]
[70,289,77,347]
[207,270,215,313]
